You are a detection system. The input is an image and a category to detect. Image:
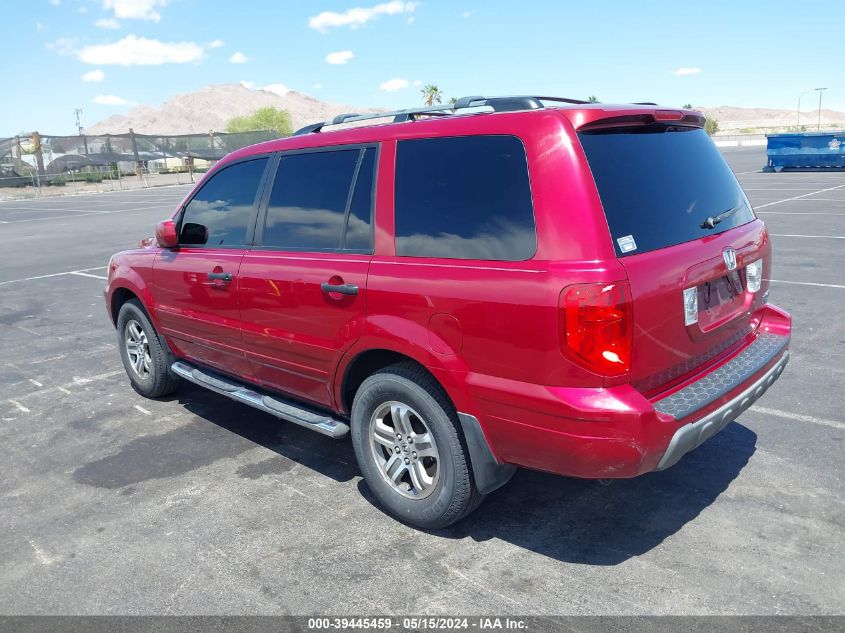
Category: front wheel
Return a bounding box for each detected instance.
[116,299,180,398]
[351,362,483,529]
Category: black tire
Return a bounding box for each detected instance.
[351,362,483,529]
[116,299,180,398]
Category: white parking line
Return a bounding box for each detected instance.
[750,406,845,431]
[754,184,845,209]
[758,211,845,215]
[0,266,107,286]
[770,279,845,289]
[771,234,845,239]
[69,271,109,280]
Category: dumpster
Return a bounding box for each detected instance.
[766,131,845,171]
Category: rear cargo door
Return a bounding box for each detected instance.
[578,124,768,395]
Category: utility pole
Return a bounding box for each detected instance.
[814,87,827,131]
[74,108,84,135]
[797,90,811,130]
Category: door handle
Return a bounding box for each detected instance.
[207,271,233,282]
[321,282,358,296]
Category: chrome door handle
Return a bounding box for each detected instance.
[320,282,358,296]
[207,272,233,282]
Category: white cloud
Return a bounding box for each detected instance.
[35,21,48,32]
[94,18,121,29]
[325,50,354,65]
[209,39,224,48]
[313,83,323,89]
[461,10,475,17]
[49,0,60,5]
[673,67,701,76]
[412,79,422,86]
[262,83,290,96]
[309,1,417,32]
[380,77,409,92]
[93,94,129,105]
[78,6,88,13]
[229,51,248,64]
[102,0,168,22]
[407,16,415,24]
[240,80,255,89]
[82,69,105,82]
[77,35,205,66]
[46,37,76,56]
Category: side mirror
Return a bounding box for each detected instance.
[155,219,179,248]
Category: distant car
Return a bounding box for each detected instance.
[104,95,792,529]
[0,166,30,188]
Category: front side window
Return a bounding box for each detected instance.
[394,135,536,260]
[263,147,375,252]
[179,158,268,247]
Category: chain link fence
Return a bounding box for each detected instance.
[0,129,280,199]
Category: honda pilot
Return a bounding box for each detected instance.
[105,96,791,529]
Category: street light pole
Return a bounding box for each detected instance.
[814,87,827,131]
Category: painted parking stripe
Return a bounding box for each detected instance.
[0,266,108,286]
[770,234,845,239]
[769,279,845,290]
[69,271,109,280]
[754,184,845,209]
[758,211,845,216]
[750,406,845,431]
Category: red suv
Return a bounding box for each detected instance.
[105,96,791,528]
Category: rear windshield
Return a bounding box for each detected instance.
[578,125,755,256]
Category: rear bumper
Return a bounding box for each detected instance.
[462,304,791,479]
[654,348,788,470]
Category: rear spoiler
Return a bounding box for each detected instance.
[572,111,706,132]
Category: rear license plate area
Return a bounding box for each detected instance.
[697,270,744,324]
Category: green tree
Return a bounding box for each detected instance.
[226,107,293,137]
[683,103,693,109]
[704,118,719,136]
[421,84,443,106]
[587,95,599,103]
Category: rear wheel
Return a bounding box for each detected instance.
[116,299,180,398]
[351,362,483,529]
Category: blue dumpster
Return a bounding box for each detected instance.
[766,131,845,171]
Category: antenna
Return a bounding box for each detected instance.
[74,108,84,135]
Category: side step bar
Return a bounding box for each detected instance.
[170,361,349,439]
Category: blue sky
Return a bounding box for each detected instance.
[2,0,842,135]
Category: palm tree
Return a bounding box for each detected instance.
[587,95,599,103]
[683,103,693,109]
[421,84,443,106]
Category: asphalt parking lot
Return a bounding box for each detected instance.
[1,147,843,615]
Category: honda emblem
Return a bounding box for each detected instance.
[723,248,737,271]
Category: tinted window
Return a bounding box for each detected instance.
[264,149,360,251]
[179,158,267,247]
[578,126,755,256]
[344,147,376,251]
[394,135,535,260]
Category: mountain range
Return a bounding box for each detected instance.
[86,83,845,136]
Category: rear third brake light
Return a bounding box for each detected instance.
[654,110,684,121]
[560,282,633,377]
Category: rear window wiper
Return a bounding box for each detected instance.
[700,203,744,229]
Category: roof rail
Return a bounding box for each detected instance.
[292,94,592,135]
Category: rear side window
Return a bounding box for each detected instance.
[578,126,755,256]
[394,135,536,260]
[179,158,268,247]
[262,147,376,252]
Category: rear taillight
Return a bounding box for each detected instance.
[559,282,633,377]
[746,258,763,293]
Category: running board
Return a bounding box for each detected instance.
[170,361,349,439]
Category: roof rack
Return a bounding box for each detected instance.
[293,94,592,136]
